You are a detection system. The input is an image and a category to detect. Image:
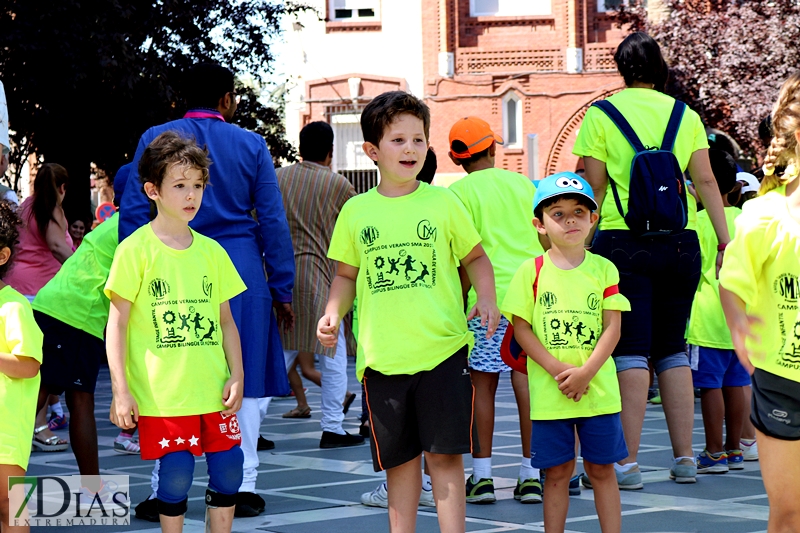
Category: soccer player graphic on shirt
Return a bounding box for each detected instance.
[387,257,400,275]
[412,263,430,284]
[202,319,216,342]
[192,311,206,338]
[402,254,417,280]
[178,312,191,332]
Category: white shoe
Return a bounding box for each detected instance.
[419,487,435,507]
[741,439,759,461]
[360,482,436,508]
[361,482,388,508]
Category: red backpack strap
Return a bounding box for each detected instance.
[532,254,545,300]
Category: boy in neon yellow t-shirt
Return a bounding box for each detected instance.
[501,172,630,533]
[0,200,43,533]
[106,131,246,533]
[318,91,499,533]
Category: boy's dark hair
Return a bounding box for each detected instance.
[449,141,491,167]
[360,91,431,146]
[534,193,594,221]
[708,149,738,195]
[614,32,669,91]
[299,121,334,162]
[0,200,22,278]
[138,131,211,190]
[758,115,773,145]
[182,63,235,110]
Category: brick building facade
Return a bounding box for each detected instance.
[282,0,629,187]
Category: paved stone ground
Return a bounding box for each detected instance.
[28,364,770,533]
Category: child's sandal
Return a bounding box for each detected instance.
[32,425,69,452]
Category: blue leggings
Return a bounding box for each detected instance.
[156,446,243,516]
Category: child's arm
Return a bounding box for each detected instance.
[556,309,621,401]
[720,286,760,374]
[317,262,358,348]
[0,353,39,379]
[461,244,500,337]
[107,293,138,430]
[512,316,572,378]
[220,300,244,415]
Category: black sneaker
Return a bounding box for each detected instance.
[320,431,365,449]
[359,422,371,438]
[134,496,159,522]
[234,492,265,517]
[257,435,275,451]
[465,475,495,504]
[513,478,542,504]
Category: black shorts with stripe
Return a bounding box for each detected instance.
[34,311,104,395]
[363,345,478,472]
[751,368,800,440]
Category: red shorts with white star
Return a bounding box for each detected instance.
[138,412,241,460]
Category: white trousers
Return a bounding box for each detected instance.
[283,328,348,434]
[148,396,273,497]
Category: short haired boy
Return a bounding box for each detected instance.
[687,150,752,473]
[317,91,499,533]
[106,131,247,533]
[501,172,630,533]
[447,117,545,504]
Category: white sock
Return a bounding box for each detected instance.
[472,457,492,480]
[50,401,64,417]
[519,457,538,482]
[674,456,696,464]
[741,438,756,446]
[614,462,637,473]
[422,474,432,491]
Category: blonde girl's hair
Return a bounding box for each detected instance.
[762,71,800,194]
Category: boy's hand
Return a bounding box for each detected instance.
[110,392,139,430]
[222,375,244,415]
[729,313,762,375]
[556,366,593,401]
[317,313,340,348]
[273,301,295,333]
[467,300,500,338]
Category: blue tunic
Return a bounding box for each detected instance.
[119,113,294,398]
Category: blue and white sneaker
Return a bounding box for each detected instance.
[726,449,744,470]
[696,450,728,474]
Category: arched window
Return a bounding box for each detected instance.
[503,92,522,149]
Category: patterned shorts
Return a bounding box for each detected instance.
[467,316,511,373]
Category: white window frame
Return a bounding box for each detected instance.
[502,92,523,149]
[469,0,551,17]
[597,0,627,13]
[330,0,380,22]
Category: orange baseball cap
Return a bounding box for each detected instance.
[449,117,503,159]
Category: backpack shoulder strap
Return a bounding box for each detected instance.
[591,100,646,153]
[661,101,687,152]
[532,254,545,300]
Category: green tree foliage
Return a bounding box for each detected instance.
[614,0,800,160]
[0,0,308,213]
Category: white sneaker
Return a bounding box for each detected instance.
[741,439,759,461]
[361,482,388,508]
[360,482,436,508]
[419,487,435,507]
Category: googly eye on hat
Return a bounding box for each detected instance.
[533,171,598,212]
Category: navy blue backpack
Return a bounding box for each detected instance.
[591,99,689,236]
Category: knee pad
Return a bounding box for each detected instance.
[206,446,244,495]
[157,497,188,517]
[156,451,195,506]
[205,489,236,508]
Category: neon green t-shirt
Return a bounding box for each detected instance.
[501,252,630,420]
[328,183,480,380]
[449,168,544,311]
[687,206,741,349]
[105,224,246,417]
[0,286,43,469]
[33,214,119,340]
[719,195,800,382]
[572,88,709,231]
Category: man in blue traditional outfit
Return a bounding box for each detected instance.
[119,63,295,519]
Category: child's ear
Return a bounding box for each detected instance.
[143,182,158,199]
[0,246,10,267]
[590,211,599,224]
[362,141,379,162]
[532,217,547,235]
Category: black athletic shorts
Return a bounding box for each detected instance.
[750,368,800,440]
[363,345,478,472]
[34,311,104,395]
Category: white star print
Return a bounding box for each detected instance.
[159,438,171,448]
[175,437,185,445]
[189,435,199,446]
